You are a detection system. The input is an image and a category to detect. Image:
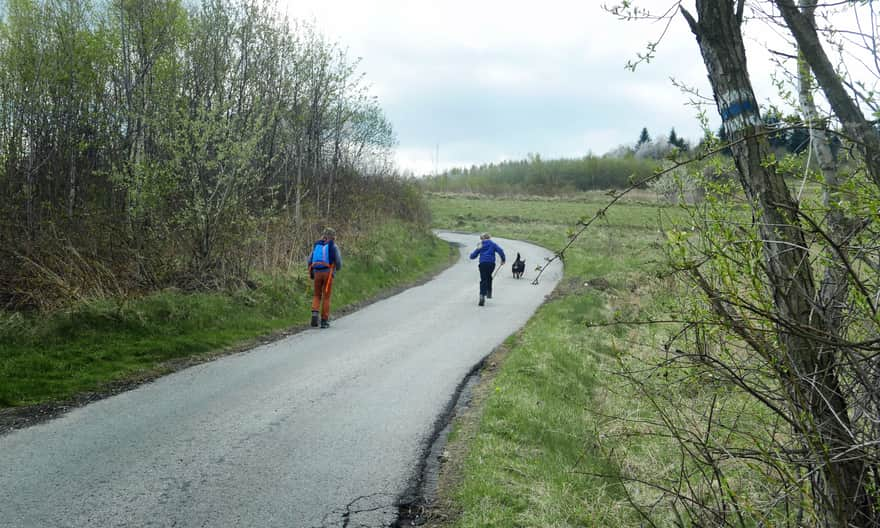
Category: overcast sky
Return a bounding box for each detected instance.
[273,1,840,175]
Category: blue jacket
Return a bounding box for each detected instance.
[469,239,506,264]
[308,240,342,273]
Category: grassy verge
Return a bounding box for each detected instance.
[427,193,683,526]
[0,220,452,407]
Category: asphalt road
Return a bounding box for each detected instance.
[0,231,563,528]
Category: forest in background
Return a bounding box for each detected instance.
[421,154,659,195]
[0,0,427,310]
[420,118,821,196]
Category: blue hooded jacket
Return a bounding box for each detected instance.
[469,239,506,264]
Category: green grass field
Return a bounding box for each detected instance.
[0,220,452,407]
[427,193,700,526]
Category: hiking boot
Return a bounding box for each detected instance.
[478,295,485,306]
[320,319,330,329]
[311,311,319,327]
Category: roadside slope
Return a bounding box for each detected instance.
[0,222,449,430]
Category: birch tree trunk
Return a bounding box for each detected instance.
[775,0,880,187]
[796,0,854,341]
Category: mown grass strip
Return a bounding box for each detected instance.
[0,221,453,407]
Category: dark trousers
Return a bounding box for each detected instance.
[478,262,496,297]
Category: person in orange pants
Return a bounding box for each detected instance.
[308,228,343,328]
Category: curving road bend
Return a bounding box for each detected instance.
[0,231,562,528]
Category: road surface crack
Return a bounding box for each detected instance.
[313,493,395,528]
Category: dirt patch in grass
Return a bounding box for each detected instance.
[543,276,597,302]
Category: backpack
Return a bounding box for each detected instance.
[310,241,332,270]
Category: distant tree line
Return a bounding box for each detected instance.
[634,115,835,160]
[0,0,423,309]
[629,126,689,159]
[422,153,660,195]
[717,108,843,156]
[422,115,832,198]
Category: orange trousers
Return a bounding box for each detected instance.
[311,271,333,320]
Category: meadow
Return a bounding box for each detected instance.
[426,192,783,526]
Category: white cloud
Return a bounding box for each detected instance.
[277,0,877,173]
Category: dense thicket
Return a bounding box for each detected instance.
[0,0,423,309]
[421,154,659,195]
[597,2,880,526]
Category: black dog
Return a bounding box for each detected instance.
[511,253,525,279]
